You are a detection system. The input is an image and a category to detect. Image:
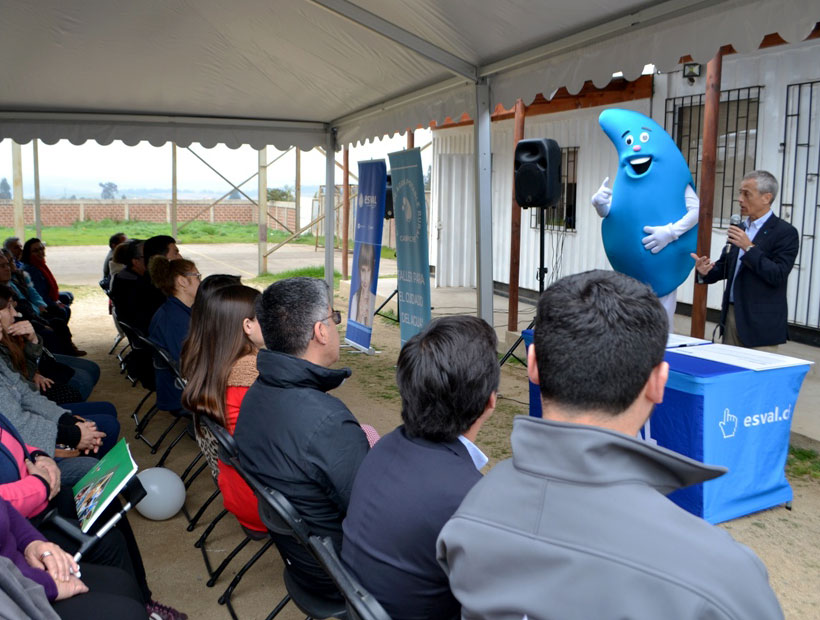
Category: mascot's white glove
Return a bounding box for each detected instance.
[642,223,677,254]
[591,177,612,218]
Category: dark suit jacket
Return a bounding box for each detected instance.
[701,213,798,347]
[342,426,482,620]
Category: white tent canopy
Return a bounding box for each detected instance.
[1,0,818,319]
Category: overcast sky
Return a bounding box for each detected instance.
[0,130,432,199]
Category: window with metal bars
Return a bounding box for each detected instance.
[529,146,578,231]
[664,87,761,228]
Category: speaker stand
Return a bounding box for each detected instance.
[374,288,399,322]
[500,207,549,368]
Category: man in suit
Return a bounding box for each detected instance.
[342,315,498,620]
[692,170,799,349]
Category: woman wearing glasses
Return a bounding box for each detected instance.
[148,257,201,413]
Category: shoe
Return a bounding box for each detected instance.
[146,600,187,620]
[69,345,87,357]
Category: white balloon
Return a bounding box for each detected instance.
[134,468,186,520]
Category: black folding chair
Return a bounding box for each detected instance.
[308,535,391,620]
[237,460,347,620]
[115,321,158,444]
[199,416,275,619]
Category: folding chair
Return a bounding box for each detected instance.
[109,305,129,358]
[115,321,159,444]
[308,535,392,620]
[238,461,347,620]
[198,416,275,619]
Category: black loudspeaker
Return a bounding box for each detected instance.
[514,138,562,208]
[384,174,394,220]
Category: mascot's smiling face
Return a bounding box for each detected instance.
[599,109,675,181]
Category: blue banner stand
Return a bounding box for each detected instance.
[521,329,542,418]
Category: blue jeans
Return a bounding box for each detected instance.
[54,354,100,401]
[63,402,120,457]
[55,455,99,487]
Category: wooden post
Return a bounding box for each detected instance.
[258,147,268,275]
[407,129,414,150]
[171,144,178,237]
[342,147,350,280]
[295,149,301,232]
[691,48,724,338]
[508,99,526,332]
[11,142,24,240]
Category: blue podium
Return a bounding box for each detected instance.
[652,347,810,524]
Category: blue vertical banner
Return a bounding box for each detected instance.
[388,148,431,345]
[345,160,386,352]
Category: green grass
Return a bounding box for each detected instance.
[786,446,820,480]
[0,220,323,246]
[249,267,342,290]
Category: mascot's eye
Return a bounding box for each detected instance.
[640,132,650,143]
[624,135,634,146]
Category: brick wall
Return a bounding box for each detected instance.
[0,199,296,230]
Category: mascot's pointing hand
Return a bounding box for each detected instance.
[591,177,612,217]
[642,223,677,254]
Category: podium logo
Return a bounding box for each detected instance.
[719,409,737,439]
[743,404,791,428]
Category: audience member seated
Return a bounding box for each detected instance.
[234,276,369,598]
[107,240,131,289]
[4,236,25,268]
[21,239,73,322]
[437,270,783,620]
[144,235,181,267]
[0,496,148,620]
[0,413,186,619]
[148,257,200,412]
[0,354,119,461]
[182,284,264,532]
[343,315,498,620]
[109,240,166,335]
[101,232,127,289]
[0,250,85,357]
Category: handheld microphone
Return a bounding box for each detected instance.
[725,214,746,252]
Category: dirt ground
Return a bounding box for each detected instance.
[69,285,820,619]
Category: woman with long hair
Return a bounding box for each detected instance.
[148,256,200,412]
[181,284,265,531]
[21,239,73,323]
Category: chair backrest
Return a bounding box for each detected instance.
[136,334,187,389]
[308,535,392,620]
[116,320,155,389]
[240,465,310,542]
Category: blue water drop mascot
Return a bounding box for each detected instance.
[592,108,700,328]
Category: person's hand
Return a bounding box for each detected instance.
[25,456,61,500]
[75,420,105,454]
[642,224,677,254]
[54,575,88,601]
[38,305,48,314]
[690,253,714,276]
[591,177,612,217]
[33,373,54,392]
[727,224,753,251]
[23,540,79,585]
[5,319,37,342]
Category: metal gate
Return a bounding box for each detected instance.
[781,80,820,330]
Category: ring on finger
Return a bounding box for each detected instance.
[39,550,53,561]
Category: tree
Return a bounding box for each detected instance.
[99,182,119,199]
[267,185,295,202]
[0,178,10,199]
[229,188,242,200]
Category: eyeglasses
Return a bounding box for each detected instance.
[185,272,202,280]
[320,310,342,326]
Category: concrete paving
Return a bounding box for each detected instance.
[49,243,819,443]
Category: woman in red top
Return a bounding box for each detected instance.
[180,284,264,532]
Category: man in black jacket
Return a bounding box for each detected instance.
[691,170,799,349]
[234,276,369,597]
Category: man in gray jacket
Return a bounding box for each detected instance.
[437,270,782,620]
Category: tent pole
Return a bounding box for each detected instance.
[507,99,525,332]
[474,80,494,325]
[325,130,337,291]
[12,141,24,241]
[295,149,301,233]
[258,147,268,276]
[171,144,178,237]
[342,147,350,280]
[691,47,725,339]
[406,129,414,150]
[33,140,42,239]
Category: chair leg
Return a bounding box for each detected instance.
[206,535,252,587]
[181,453,205,486]
[264,594,292,620]
[156,420,190,466]
[218,538,275,609]
[194,508,228,547]
[109,333,124,354]
[186,486,221,531]
[149,415,183,455]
